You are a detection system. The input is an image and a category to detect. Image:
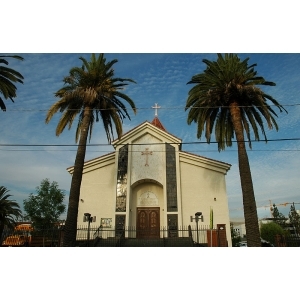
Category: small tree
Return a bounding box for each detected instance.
[23,179,66,229]
[230,223,241,247]
[260,222,285,245]
[272,204,287,228]
[288,203,300,236]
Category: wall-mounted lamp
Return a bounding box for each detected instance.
[80,199,84,203]
[190,212,203,244]
[83,213,96,223]
[214,198,216,201]
[83,213,96,247]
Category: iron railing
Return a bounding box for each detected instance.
[275,234,300,247]
[1,224,225,247]
[1,226,63,247]
[76,224,219,247]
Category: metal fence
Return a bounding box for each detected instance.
[1,224,225,247]
[275,234,300,247]
[76,224,222,247]
[1,226,63,247]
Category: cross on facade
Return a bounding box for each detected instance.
[152,103,161,117]
[141,148,153,166]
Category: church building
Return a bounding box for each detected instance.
[67,105,232,246]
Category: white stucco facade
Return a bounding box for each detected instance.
[67,118,232,246]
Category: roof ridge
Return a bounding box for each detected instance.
[180,150,231,167]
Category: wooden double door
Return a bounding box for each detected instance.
[137,207,160,238]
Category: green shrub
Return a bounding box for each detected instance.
[260,222,285,245]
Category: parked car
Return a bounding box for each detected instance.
[2,234,31,246]
[238,239,274,247]
[238,241,247,247]
[2,223,33,247]
[261,239,274,247]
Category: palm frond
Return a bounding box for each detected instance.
[186,53,287,150]
[46,53,136,143]
[0,55,24,111]
[0,186,22,227]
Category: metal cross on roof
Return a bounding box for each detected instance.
[152,103,161,116]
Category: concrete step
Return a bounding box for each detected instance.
[94,237,195,247]
[121,238,164,247]
[163,237,194,247]
[93,237,121,247]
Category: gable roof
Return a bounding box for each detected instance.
[179,150,231,174]
[67,151,115,174]
[112,118,182,148]
[67,118,230,173]
[180,150,231,168]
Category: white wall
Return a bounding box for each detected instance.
[77,158,116,228]
[179,154,232,246]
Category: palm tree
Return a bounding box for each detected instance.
[0,55,24,111]
[185,54,287,247]
[46,54,136,246]
[0,186,23,244]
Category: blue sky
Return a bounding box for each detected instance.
[1,53,300,221]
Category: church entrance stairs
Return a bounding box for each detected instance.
[93,236,194,247]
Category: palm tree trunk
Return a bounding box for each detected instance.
[63,106,92,246]
[230,102,261,247]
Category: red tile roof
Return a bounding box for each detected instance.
[150,117,166,131]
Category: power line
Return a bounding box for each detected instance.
[1,137,300,147]
[1,149,299,153]
[2,103,300,112]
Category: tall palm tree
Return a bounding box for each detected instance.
[0,55,24,111]
[46,54,136,246]
[185,54,287,247]
[0,186,23,244]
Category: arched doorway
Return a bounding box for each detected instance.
[130,180,163,238]
[137,207,160,238]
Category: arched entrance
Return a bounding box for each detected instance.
[137,207,160,238]
[130,180,163,238]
